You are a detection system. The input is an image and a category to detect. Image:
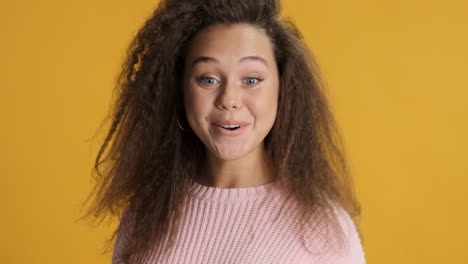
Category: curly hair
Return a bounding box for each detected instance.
[78,0,362,262]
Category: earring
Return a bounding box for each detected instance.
[177,117,189,131]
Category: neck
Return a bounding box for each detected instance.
[196,143,276,188]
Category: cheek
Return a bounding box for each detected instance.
[260,82,279,115]
[185,87,211,121]
[248,89,278,124]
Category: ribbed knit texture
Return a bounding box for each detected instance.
[112,179,366,264]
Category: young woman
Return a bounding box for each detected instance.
[81,0,366,263]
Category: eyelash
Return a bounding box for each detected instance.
[198,76,264,86]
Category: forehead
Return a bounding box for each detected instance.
[184,23,276,68]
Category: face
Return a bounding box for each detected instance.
[183,23,280,161]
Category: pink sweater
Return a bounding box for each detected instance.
[112,179,366,263]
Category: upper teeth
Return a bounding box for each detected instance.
[221,125,240,128]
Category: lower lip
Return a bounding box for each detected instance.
[212,124,248,137]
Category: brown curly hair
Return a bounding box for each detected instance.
[78,0,362,262]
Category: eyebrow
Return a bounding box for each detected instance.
[190,56,269,69]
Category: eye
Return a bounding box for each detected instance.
[244,77,263,86]
[198,76,219,86]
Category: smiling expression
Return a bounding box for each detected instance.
[183,23,280,160]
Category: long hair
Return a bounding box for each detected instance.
[78,0,362,262]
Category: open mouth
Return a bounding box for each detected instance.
[220,125,241,130]
[212,123,246,137]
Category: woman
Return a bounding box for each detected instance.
[81,0,366,263]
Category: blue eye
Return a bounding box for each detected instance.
[198,76,263,86]
[244,77,263,86]
[199,77,219,85]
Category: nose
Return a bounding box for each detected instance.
[216,79,242,110]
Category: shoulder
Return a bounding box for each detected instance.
[328,202,367,264]
[298,201,366,263]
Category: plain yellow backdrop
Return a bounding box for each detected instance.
[1,0,467,263]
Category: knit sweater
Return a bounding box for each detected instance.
[112,179,366,264]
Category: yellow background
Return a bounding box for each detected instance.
[1,0,467,263]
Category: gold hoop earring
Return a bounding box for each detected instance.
[177,117,189,131]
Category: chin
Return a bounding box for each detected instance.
[211,146,251,161]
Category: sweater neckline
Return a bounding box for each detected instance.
[188,178,280,202]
